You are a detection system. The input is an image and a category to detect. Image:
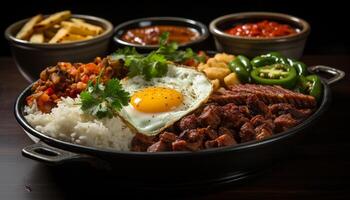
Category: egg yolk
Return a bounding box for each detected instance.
[130,87,183,113]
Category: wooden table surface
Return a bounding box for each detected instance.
[0,55,349,200]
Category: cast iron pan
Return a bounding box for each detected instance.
[14,65,344,189]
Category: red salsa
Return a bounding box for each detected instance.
[225,20,297,38]
[121,25,199,45]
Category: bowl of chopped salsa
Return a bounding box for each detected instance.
[209,12,310,59]
[113,17,209,51]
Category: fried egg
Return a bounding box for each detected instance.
[118,64,213,136]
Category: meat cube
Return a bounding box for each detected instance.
[179,129,204,142]
[172,139,203,151]
[222,103,249,128]
[131,133,155,152]
[215,134,237,147]
[203,128,218,140]
[250,115,266,127]
[159,132,177,143]
[147,141,169,152]
[274,114,298,132]
[172,140,188,151]
[247,95,270,116]
[197,105,222,129]
[205,140,218,149]
[255,124,273,140]
[239,105,251,118]
[240,122,256,142]
[179,114,198,131]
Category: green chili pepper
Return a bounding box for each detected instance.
[236,55,252,71]
[252,52,308,76]
[263,51,289,64]
[297,75,322,100]
[250,63,297,89]
[264,52,283,58]
[251,56,277,68]
[291,60,308,76]
[229,59,250,83]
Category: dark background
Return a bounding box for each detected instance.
[1,0,349,56]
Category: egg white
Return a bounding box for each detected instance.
[118,65,213,136]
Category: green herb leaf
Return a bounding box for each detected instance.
[110,32,205,81]
[80,77,130,119]
[112,47,140,61]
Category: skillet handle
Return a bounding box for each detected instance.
[22,141,88,165]
[308,65,345,85]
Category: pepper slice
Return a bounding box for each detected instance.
[229,59,250,83]
[297,75,322,100]
[290,60,308,76]
[264,52,289,64]
[250,63,297,89]
[236,55,252,72]
[251,52,308,76]
[251,56,276,68]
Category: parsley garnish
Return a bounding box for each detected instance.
[156,32,204,63]
[112,32,206,81]
[124,50,168,81]
[80,76,130,119]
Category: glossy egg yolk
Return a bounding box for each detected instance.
[130,87,183,113]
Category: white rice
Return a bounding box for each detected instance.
[24,97,135,151]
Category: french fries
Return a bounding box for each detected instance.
[34,10,71,32]
[16,14,43,40]
[15,10,104,44]
[49,28,69,43]
[61,21,102,36]
[29,33,45,43]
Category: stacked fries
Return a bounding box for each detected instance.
[15,10,104,44]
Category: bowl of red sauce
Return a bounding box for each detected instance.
[113,17,209,51]
[209,12,310,59]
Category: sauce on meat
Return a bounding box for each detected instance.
[121,25,200,45]
[225,20,297,38]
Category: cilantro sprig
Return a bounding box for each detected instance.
[111,32,206,81]
[156,32,206,63]
[80,75,130,119]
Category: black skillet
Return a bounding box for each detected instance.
[14,65,344,189]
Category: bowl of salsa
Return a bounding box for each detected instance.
[209,12,310,59]
[113,17,209,51]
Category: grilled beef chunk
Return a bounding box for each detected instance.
[131,133,156,152]
[214,134,236,147]
[132,84,316,152]
[179,114,198,131]
[147,141,169,152]
[159,132,177,143]
[274,114,298,132]
[255,124,273,140]
[198,105,222,129]
[247,95,270,116]
[203,128,218,140]
[172,140,189,151]
[240,122,256,142]
[222,103,249,128]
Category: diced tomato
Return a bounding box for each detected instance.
[183,58,196,67]
[45,87,54,95]
[38,93,50,102]
[85,63,100,74]
[81,75,89,83]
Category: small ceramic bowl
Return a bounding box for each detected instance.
[209,12,310,59]
[113,17,209,52]
[5,14,113,82]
